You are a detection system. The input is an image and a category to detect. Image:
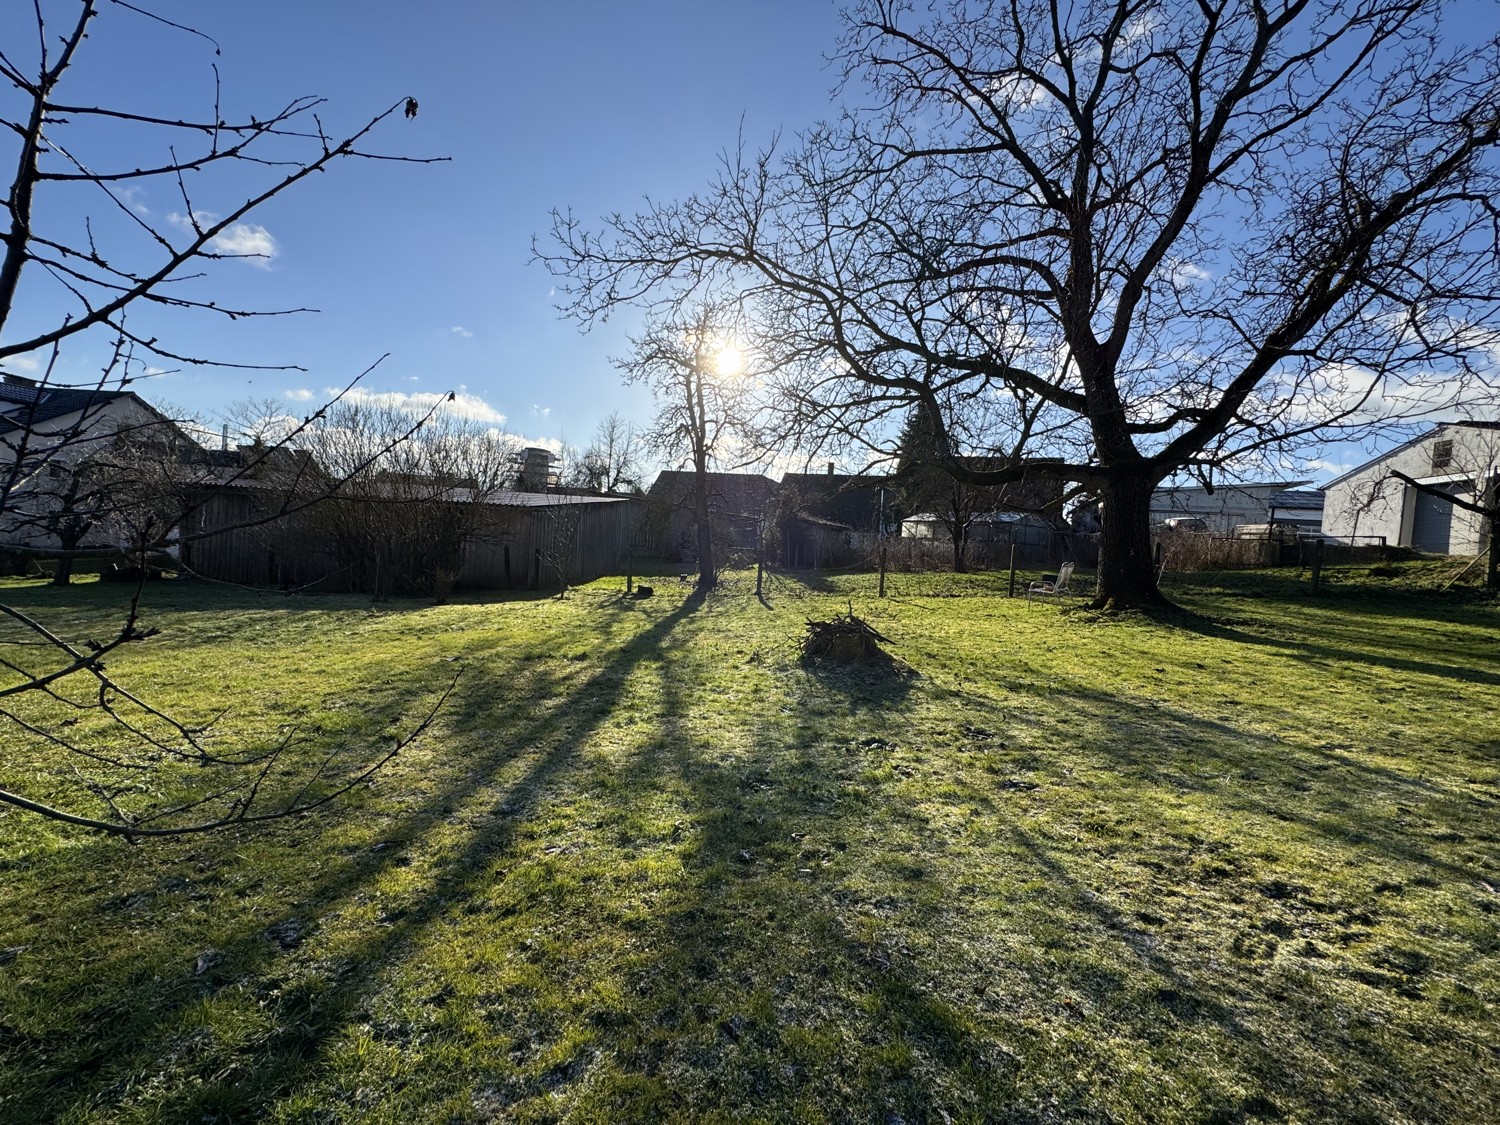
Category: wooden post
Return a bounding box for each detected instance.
[1007,543,1017,598]
[878,544,887,597]
[756,550,764,597]
[1309,537,1324,594]
[626,547,633,594]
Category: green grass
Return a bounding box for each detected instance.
[0,563,1496,1123]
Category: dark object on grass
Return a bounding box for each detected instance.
[634,585,654,598]
[801,610,894,664]
[102,562,163,583]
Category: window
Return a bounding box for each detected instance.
[1432,439,1453,470]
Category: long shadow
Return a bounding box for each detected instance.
[1170,611,1500,688]
[572,643,1024,1119]
[11,590,709,1121]
[7,577,1493,1119]
[576,636,1462,1119]
[988,670,1486,888]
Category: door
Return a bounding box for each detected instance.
[1410,481,1468,552]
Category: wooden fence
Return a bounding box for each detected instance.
[184,490,641,592]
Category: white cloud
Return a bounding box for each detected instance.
[982,73,1047,112]
[531,404,550,418]
[4,354,40,372]
[450,326,473,339]
[1306,457,1353,478]
[284,388,315,402]
[167,210,279,268]
[1167,259,1211,289]
[332,386,508,426]
[515,434,563,454]
[209,223,278,268]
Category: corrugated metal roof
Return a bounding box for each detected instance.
[1267,489,1325,510]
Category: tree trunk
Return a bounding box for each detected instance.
[1092,473,1170,610]
[693,466,715,590]
[1487,516,1498,590]
[951,525,966,573]
[52,525,84,586]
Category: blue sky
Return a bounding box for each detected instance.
[1,0,845,451]
[3,1,1497,484]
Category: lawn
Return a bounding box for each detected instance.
[0,564,1496,1123]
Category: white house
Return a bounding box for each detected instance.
[0,374,189,556]
[1320,421,1500,553]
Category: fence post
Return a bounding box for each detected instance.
[626,547,633,594]
[756,549,764,598]
[1008,543,1018,598]
[879,545,887,597]
[1309,538,1324,594]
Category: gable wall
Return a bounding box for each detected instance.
[1322,426,1499,552]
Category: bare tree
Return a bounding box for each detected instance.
[617,302,756,590]
[565,411,645,494]
[0,1,444,837]
[544,0,1500,609]
[284,399,521,600]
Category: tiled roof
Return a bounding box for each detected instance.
[0,382,141,434]
[647,470,778,516]
[778,472,890,529]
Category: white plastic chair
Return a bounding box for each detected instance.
[1026,561,1075,605]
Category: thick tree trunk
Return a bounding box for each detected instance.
[51,555,74,586]
[951,526,967,573]
[1092,474,1170,610]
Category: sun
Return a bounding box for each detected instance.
[713,344,744,378]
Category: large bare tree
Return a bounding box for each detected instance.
[0,1,445,837]
[544,0,1500,608]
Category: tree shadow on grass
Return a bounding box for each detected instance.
[1166,610,1500,688]
[4,590,711,1121]
[568,642,1474,1121]
[5,579,1495,1122]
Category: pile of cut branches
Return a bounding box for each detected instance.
[801,609,895,665]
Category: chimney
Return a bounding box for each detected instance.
[221,423,230,451]
[826,461,835,476]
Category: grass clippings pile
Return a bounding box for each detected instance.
[0,563,1496,1123]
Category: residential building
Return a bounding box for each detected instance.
[644,470,778,559]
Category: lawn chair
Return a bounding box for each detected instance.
[1026,561,1075,606]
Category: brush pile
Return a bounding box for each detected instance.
[801,609,894,665]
